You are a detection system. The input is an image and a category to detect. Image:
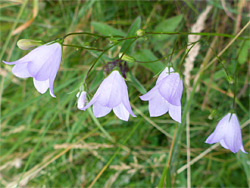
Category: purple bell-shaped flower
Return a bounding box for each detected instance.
[3,42,62,97]
[82,70,136,121]
[205,113,247,153]
[140,67,183,123]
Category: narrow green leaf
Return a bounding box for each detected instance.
[89,70,104,92]
[134,49,165,74]
[120,16,141,54]
[238,40,250,65]
[128,71,147,94]
[91,21,126,36]
[153,15,183,41]
[238,150,250,187]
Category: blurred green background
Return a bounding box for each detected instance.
[0,0,249,187]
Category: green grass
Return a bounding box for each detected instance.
[1,0,249,187]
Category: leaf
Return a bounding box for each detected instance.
[128,71,147,94]
[238,40,250,65]
[91,21,126,36]
[89,70,104,92]
[133,49,165,74]
[151,15,183,51]
[120,16,141,54]
[212,69,227,80]
[153,15,183,41]
[238,151,250,187]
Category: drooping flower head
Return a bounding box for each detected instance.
[82,70,136,121]
[140,67,183,123]
[3,42,62,97]
[205,113,247,153]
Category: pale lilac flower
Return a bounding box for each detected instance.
[140,67,183,123]
[83,70,136,121]
[76,91,86,110]
[3,42,62,97]
[205,113,247,153]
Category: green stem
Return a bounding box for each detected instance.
[62,44,104,51]
[203,38,230,77]
[83,41,122,86]
[178,42,196,71]
[119,38,138,61]
[135,42,198,64]
[232,61,239,110]
[145,31,248,39]
[63,31,124,40]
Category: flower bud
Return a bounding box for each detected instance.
[109,37,118,44]
[76,91,87,110]
[226,75,234,84]
[17,39,43,50]
[118,53,135,63]
[83,42,90,46]
[136,29,145,37]
[208,109,217,120]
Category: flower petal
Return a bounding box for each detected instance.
[220,139,229,149]
[2,55,31,65]
[12,63,31,78]
[93,102,111,118]
[205,125,226,144]
[205,114,230,144]
[122,89,136,117]
[240,145,247,154]
[97,71,123,108]
[159,73,183,106]
[33,79,49,94]
[223,114,242,153]
[169,104,181,123]
[48,47,62,98]
[156,67,174,84]
[148,91,169,117]
[83,91,100,110]
[113,103,130,121]
[27,43,61,78]
[139,85,159,101]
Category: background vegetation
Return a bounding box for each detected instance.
[0,0,249,187]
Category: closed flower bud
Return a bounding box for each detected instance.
[76,91,87,110]
[17,39,43,50]
[136,29,145,36]
[226,75,234,84]
[118,53,135,63]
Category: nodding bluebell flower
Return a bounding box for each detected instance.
[3,42,62,97]
[76,91,87,110]
[140,67,183,123]
[82,70,136,121]
[205,113,247,153]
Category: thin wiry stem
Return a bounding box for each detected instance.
[186,110,191,188]
[63,31,124,40]
[83,41,122,87]
[62,44,104,51]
